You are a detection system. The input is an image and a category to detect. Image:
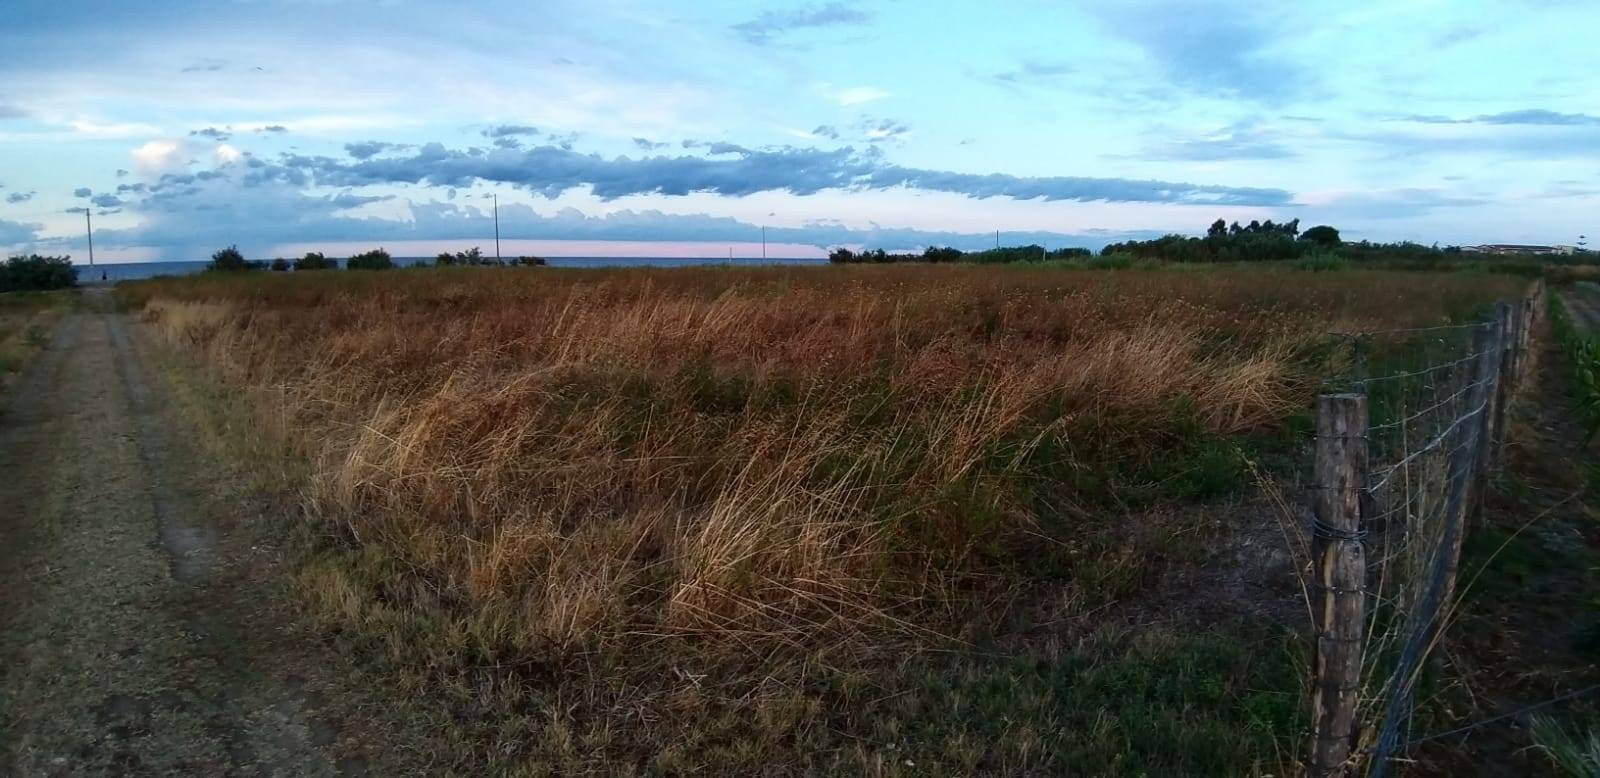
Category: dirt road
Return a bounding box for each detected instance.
[0,292,409,775]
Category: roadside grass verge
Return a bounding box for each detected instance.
[120,264,1520,771]
[0,290,73,391]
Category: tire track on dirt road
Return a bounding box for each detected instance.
[0,291,418,776]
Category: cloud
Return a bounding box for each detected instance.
[863,118,910,143]
[344,140,405,159]
[5,191,36,204]
[811,124,840,140]
[633,137,668,150]
[0,218,42,246]
[278,141,1291,206]
[86,167,1158,256]
[1142,121,1295,161]
[1403,109,1600,126]
[732,2,870,44]
[131,139,195,178]
[328,192,394,209]
[482,124,539,138]
[116,169,130,177]
[91,194,123,208]
[1301,188,1487,221]
[831,86,889,106]
[0,103,26,120]
[257,125,289,134]
[73,187,92,197]
[190,126,231,141]
[69,119,164,138]
[180,59,227,73]
[992,59,1074,87]
[1080,1,1310,103]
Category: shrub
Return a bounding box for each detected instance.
[207,245,257,272]
[510,255,547,266]
[437,247,502,266]
[1294,253,1348,272]
[293,252,336,271]
[269,257,291,272]
[0,254,78,292]
[346,248,394,271]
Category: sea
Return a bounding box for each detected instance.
[78,256,828,283]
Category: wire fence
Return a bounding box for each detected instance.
[1306,280,1545,777]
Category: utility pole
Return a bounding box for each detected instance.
[995,230,1000,249]
[85,208,95,268]
[492,194,501,263]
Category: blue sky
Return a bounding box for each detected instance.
[1,0,1596,261]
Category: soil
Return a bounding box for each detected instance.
[0,290,428,776]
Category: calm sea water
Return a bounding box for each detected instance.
[79,256,827,283]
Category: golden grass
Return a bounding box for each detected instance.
[123,264,1522,770]
[0,291,72,390]
[126,266,1520,654]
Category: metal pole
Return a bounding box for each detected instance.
[85,208,95,267]
[492,194,501,263]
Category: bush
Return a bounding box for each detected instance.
[207,245,257,272]
[510,255,547,266]
[269,257,291,272]
[0,254,77,292]
[347,248,394,271]
[293,252,336,271]
[1294,253,1348,272]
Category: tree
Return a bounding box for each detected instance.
[207,245,253,272]
[510,255,546,266]
[293,252,335,271]
[1206,219,1228,239]
[269,257,291,271]
[347,248,394,271]
[0,254,77,292]
[1301,225,1341,247]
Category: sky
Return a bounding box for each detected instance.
[0,0,1597,262]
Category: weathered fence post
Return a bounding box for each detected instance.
[1472,320,1497,521]
[1489,304,1514,472]
[1504,299,1516,398]
[1310,393,1369,778]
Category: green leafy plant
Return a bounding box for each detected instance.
[1551,295,1600,441]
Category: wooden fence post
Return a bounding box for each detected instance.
[1472,318,1497,518]
[1310,393,1369,778]
[1505,300,1525,400]
[1489,305,1514,472]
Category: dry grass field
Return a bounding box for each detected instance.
[118,264,1521,773]
[0,291,71,392]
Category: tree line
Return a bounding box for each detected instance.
[206,246,547,272]
[825,219,1506,266]
[828,245,1092,264]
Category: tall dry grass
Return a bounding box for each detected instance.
[127,266,1519,663]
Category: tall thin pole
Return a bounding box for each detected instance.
[492,194,501,263]
[762,226,767,260]
[85,208,95,267]
[995,230,1000,249]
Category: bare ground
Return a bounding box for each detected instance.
[0,291,429,776]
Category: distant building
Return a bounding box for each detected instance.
[1463,244,1574,256]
